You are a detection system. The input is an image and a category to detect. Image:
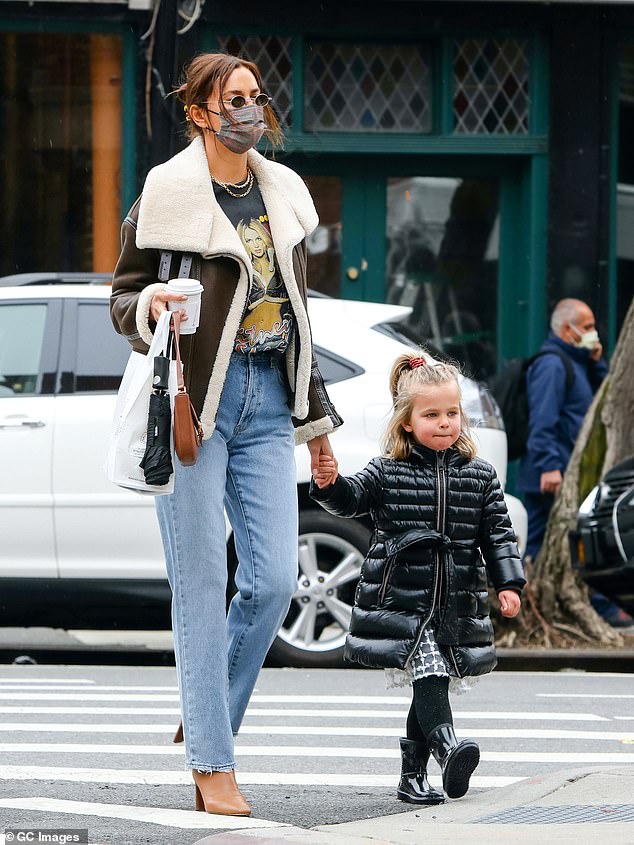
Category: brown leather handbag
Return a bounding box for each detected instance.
[172,312,203,466]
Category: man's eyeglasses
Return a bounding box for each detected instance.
[204,94,272,111]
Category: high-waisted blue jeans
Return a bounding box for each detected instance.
[155,351,298,772]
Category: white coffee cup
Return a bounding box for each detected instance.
[166,279,204,335]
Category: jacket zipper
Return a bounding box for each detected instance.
[404,450,447,667]
[378,556,396,605]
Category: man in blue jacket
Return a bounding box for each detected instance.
[519,298,608,561]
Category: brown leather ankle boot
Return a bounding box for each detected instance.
[192,768,251,816]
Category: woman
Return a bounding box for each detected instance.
[110,52,342,817]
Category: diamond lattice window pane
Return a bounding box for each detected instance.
[305,42,432,133]
[454,39,530,134]
[216,35,293,128]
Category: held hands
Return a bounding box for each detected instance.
[540,469,563,495]
[150,290,189,325]
[307,434,338,489]
[498,590,521,618]
[314,455,339,489]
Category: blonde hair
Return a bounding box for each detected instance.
[381,353,477,461]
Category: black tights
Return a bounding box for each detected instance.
[406,675,453,743]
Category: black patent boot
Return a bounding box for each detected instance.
[427,723,480,799]
[396,737,445,805]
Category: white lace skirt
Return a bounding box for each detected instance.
[384,628,478,696]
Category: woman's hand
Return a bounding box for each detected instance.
[498,590,521,618]
[307,434,334,483]
[150,289,189,324]
[314,454,339,489]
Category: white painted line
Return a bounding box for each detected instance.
[0,685,178,693]
[2,744,634,764]
[0,707,182,715]
[245,709,609,722]
[538,693,634,699]
[0,766,521,789]
[250,695,410,704]
[0,797,286,830]
[0,723,631,740]
[0,679,95,685]
[0,705,607,722]
[0,693,180,701]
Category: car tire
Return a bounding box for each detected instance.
[267,508,370,668]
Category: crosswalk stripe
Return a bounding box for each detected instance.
[1,743,633,763]
[0,766,521,788]
[0,679,95,685]
[0,723,630,740]
[0,706,608,721]
[0,685,178,693]
[0,693,181,701]
[538,693,634,699]
[0,796,286,830]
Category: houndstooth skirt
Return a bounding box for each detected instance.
[384,627,478,696]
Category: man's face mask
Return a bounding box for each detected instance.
[570,323,600,350]
[213,105,267,154]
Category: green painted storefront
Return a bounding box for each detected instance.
[1,2,632,381]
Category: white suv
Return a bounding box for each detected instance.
[0,277,526,667]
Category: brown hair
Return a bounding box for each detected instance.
[381,353,477,461]
[175,52,284,147]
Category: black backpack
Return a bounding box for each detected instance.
[488,349,575,462]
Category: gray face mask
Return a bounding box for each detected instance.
[213,105,267,154]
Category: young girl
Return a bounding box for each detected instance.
[310,354,525,804]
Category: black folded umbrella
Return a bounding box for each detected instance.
[139,355,173,486]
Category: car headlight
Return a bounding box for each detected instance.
[461,382,505,431]
[579,486,600,516]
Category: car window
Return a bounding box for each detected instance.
[75,302,130,392]
[314,345,364,384]
[0,303,48,395]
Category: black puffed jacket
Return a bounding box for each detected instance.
[309,445,525,676]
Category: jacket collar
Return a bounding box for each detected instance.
[545,333,592,365]
[410,444,463,466]
[135,137,318,264]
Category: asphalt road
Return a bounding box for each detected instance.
[0,666,633,844]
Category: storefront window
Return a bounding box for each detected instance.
[385,176,499,380]
[617,44,634,336]
[304,42,432,133]
[303,176,342,297]
[454,39,529,135]
[0,32,122,276]
[217,35,293,129]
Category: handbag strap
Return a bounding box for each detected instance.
[172,312,186,394]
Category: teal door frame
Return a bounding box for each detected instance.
[285,152,547,367]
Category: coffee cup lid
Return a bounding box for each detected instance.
[166,279,204,293]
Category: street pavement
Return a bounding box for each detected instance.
[0,666,632,844]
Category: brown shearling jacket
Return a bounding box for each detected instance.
[110,138,342,445]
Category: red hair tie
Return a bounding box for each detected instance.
[409,356,426,369]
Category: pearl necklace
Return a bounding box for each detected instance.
[211,168,254,198]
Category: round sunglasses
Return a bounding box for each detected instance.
[204,94,272,111]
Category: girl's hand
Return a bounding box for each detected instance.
[498,590,521,618]
[314,454,339,489]
[150,289,188,324]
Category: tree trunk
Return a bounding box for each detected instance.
[499,296,634,648]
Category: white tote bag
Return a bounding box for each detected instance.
[106,311,178,496]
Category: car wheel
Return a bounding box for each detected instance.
[268,509,370,668]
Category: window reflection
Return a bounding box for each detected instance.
[386,176,499,380]
[303,176,342,297]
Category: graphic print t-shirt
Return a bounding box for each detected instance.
[213,180,294,354]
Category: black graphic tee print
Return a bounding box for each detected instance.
[213,180,294,354]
